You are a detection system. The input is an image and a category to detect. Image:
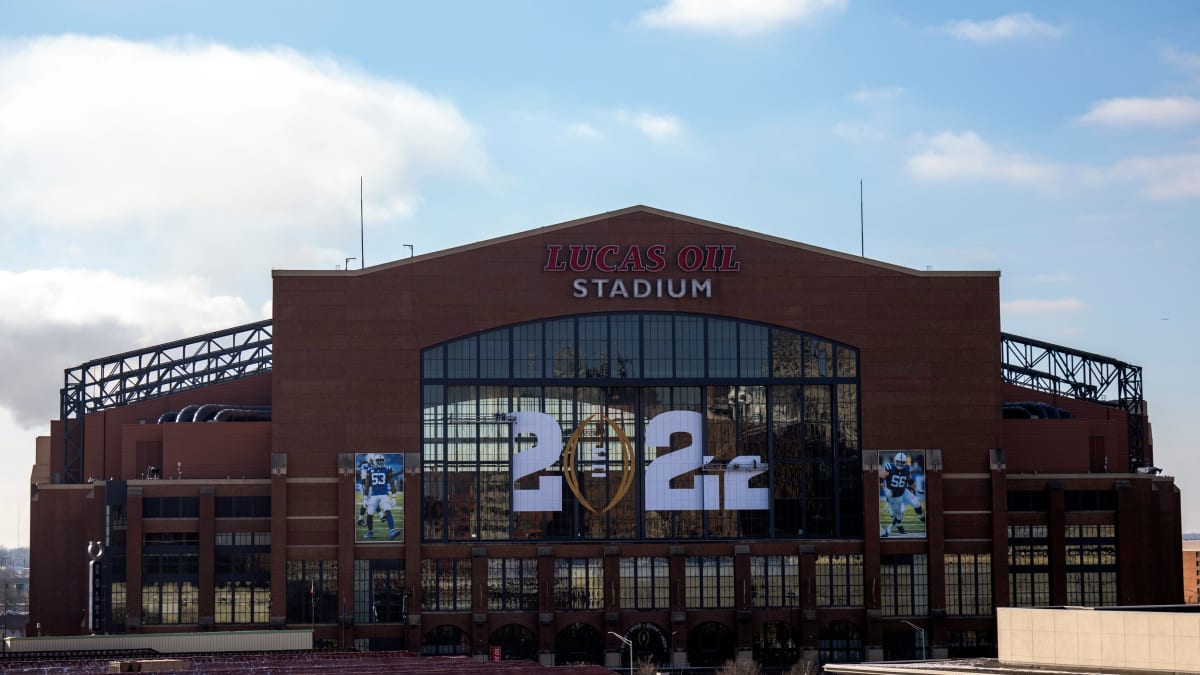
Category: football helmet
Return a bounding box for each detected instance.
[893,452,908,465]
[373,454,388,468]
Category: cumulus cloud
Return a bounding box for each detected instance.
[850,85,906,104]
[636,0,846,37]
[0,35,490,278]
[931,13,1063,43]
[833,122,887,143]
[1079,97,1200,128]
[615,110,684,142]
[566,122,603,141]
[0,269,254,427]
[1087,153,1200,200]
[907,131,1062,187]
[1162,46,1200,71]
[1001,298,1087,314]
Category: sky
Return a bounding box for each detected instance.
[0,0,1197,547]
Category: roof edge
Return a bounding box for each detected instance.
[272,205,1001,278]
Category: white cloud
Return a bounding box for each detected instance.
[1029,272,1074,284]
[1162,46,1200,71]
[0,269,254,427]
[907,131,1062,187]
[1002,298,1087,314]
[566,122,603,141]
[932,13,1063,43]
[850,85,906,104]
[833,122,887,142]
[615,110,684,142]
[1090,153,1200,200]
[0,35,490,277]
[1079,97,1200,128]
[636,0,846,37]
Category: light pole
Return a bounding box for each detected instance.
[900,620,927,660]
[608,631,634,674]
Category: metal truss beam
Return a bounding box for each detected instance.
[59,320,273,483]
[1000,332,1146,471]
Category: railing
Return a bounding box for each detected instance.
[1000,332,1146,470]
[59,320,272,483]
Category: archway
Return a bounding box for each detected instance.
[489,623,537,662]
[422,624,468,656]
[754,620,798,669]
[624,622,670,668]
[555,622,604,666]
[687,621,734,668]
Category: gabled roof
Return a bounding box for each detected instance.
[274,204,999,278]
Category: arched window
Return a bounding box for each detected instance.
[422,312,861,542]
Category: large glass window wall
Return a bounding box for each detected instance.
[422,313,861,542]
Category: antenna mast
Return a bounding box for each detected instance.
[859,179,864,257]
[360,177,365,269]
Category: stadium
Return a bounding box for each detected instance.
[27,206,1183,670]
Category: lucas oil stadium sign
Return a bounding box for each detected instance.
[543,243,741,299]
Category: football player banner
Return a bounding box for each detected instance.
[355,452,404,543]
[878,450,926,539]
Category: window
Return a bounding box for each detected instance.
[286,560,337,624]
[1007,491,1048,512]
[880,554,928,617]
[1007,525,1049,607]
[142,497,199,518]
[620,556,669,610]
[815,554,863,607]
[355,559,406,623]
[1064,490,1116,511]
[215,581,269,624]
[215,496,271,518]
[1065,524,1118,606]
[945,553,992,616]
[685,556,734,609]
[555,558,602,610]
[421,559,471,611]
[422,314,861,542]
[488,558,537,611]
[141,581,198,625]
[142,531,199,625]
[751,555,799,608]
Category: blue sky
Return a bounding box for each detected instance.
[0,0,1197,546]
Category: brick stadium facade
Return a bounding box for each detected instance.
[27,206,1183,669]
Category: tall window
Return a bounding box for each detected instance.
[142,532,199,625]
[945,553,992,616]
[421,559,471,611]
[555,558,603,610]
[880,554,927,617]
[620,556,669,610]
[286,560,337,624]
[422,313,862,543]
[355,559,406,623]
[816,554,863,607]
[488,558,538,611]
[215,531,270,624]
[751,555,799,608]
[1065,524,1118,606]
[141,581,198,625]
[1007,525,1050,607]
[685,556,734,609]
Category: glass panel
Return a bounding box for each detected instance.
[674,316,705,377]
[513,323,543,378]
[643,315,673,378]
[546,318,575,378]
[579,316,609,378]
[707,318,738,378]
[610,314,640,378]
[479,328,510,379]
